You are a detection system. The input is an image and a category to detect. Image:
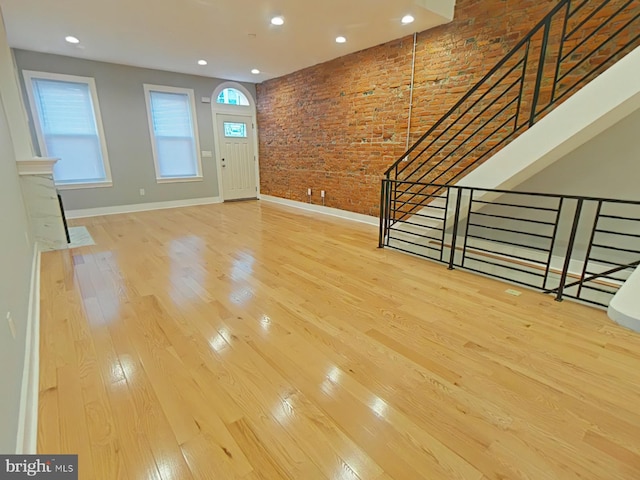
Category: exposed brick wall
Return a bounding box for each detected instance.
[257,0,640,216]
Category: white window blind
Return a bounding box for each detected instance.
[146,88,201,180]
[27,75,110,185]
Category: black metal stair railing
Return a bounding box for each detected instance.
[382,0,640,224]
[379,181,640,307]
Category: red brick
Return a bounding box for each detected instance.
[257,0,640,217]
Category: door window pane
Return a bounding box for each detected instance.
[216,88,250,106]
[223,122,247,138]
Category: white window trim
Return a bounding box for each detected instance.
[143,84,204,184]
[22,70,113,189]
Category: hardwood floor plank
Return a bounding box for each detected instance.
[228,418,292,480]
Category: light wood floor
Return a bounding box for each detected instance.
[39,200,640,479]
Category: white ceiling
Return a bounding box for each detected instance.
[0,0,455,83]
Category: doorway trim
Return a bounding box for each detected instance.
[211,82,260,201]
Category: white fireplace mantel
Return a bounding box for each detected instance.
[16,157,59,176]
[16,157,68,251]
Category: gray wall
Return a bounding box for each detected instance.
[471,109,640,262]
[13,49,256,211]
[515,108,640,200]
[0,93,34,452]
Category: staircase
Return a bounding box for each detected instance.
[378,0,640,310]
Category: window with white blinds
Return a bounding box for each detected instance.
[144,85,202,182]
[23,71,112,187]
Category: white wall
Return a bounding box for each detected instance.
[0,14,32,160]
[515,108,640,200]
[0,7,37,453]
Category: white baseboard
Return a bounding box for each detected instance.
[66,196,223,219]
[259,194,378,226]
[16,242,41,454]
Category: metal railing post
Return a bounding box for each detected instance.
[448,188,463,270]
[378,179,387,248]
[529,18,552,126]
[577,200,602,299]
[556,198,583,302]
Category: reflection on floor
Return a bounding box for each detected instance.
[67,226,95,249]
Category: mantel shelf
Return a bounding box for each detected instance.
[16,157,59,176]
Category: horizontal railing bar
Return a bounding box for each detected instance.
[386,244,445,261]
[594,229,640,238]
[414,112,518,187]
[397,116,519,211]
[551,28,640,111]
[390,221,443,234]
[421,204,447,210]
[591,243,640,254]
[402,94,520,182]
[393,188,445,198]
[467,233,551,252]
[557,16,640,85]
[393,212,445,223]
[585,272,629,281]
[566,0,590,22]
[392,195,447,205]
[563,0,613,42]
[391,199,444,208]
[561,0,635,62]
[599,213,640,221]
[470,211,556,226]
[384,181,640,205]
[589,257,633,267]
[388,228,444,242]
[465,244,547,266]
[463,257,545,277]
[470,199,558,212]
[388,208,445,220]
[468,222,553,239]
[400,73,523,178]
[457,258,544,282]
[580,284,618,294]
[391,208,442,220]
[585,268,633,276]
[387,236,443,253]
[384,0,571,176]
[433,121,525,188]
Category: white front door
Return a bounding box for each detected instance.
[216,114,257,201]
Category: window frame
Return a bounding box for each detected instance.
[22,70,113,190]
[143,84,203,184]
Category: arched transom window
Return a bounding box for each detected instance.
[216,88,250,106]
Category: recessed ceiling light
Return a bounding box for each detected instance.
[401,15,415,25]
[251,69,260,75]
[336,36,347,44]
[65,36,80,44]
[197,59,207,66]
[271,16,284,26]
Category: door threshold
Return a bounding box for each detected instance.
[223,197,258,203]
